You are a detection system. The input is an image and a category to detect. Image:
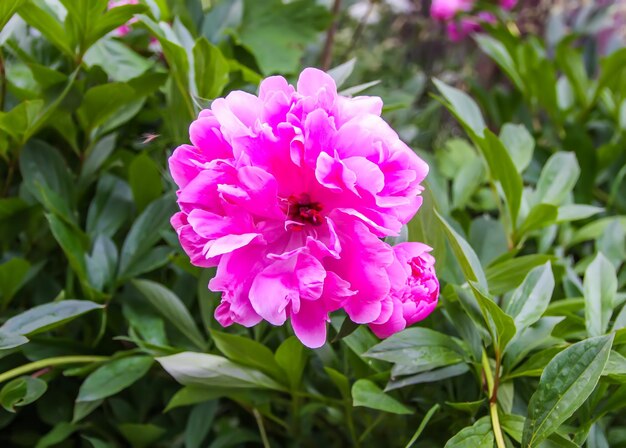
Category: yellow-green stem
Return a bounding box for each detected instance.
[482,351,506,448]
[0,356,109,384]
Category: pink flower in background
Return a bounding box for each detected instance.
[369,243,439,338]
[108,0,139,37]
[499,0,517,10]
[447,12,496,41]
[169,68,438,348]
[431,0,474,21]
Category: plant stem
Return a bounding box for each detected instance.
[320,0,342,70]
[482,351,506,448]
[253,408,271,448]
[0,356,109,384]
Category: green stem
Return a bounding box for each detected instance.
[0,356,109,384]
[482,351,506,448]
[253,408,271,448]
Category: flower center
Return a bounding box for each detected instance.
[287,193,324,227]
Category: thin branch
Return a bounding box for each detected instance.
[321,0,342,70]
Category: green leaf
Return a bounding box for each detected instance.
[0,258,30,307]
[506,262,554,332]
[0,376,47,412]
[352,379,412,415]
[90,4,147,46]
[156,352,286,391]
[118,195,177,278]
[365,328,467,375]
[128,153,163,213]
[479,130,523,227]
[327,58,356,88]
[475,34,524,90]
[0,100,43,143]
[0,0,27,30]
[469,216,508,266]
[518,203,558,236]
[86,174,133,238]
[499,123,535,173]
[433,78,486,137]
[485,254,555,296]
[46,214,90,287]
[471,283,516,355]
[584,253,617,337]
[185,401,217,448]
[193,37,229,100]
[444,417,493,448]
[118,423,165,448]
[274,336,306,390]
[132,279,205,350]
[77,356,153,402]
[35,422,76,448]
[324,367,350,399]
[211,330,284,382]
[404,404,440,448]
[570,216,626,246]
[0,329,29,350]
[18,1,73,56]
[86,235,118,291]
[77,83,136,132]
[238,0,331,74]
[72,399,102,423]
[1,300,103,336]
[434,210,488,289]
[522,334,614,447]
[84,38,153,82]
[534,152,580,206]
[452,157,484,210]
[386,363,470,391]
[556,205,603,223]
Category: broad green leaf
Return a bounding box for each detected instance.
[86,174,133,238]
[324,367,350,399]
[584,253,617,337]
[485,254,555,296]
[128,153,163,213]
[0,376,47,412]
[0,100,43,143]
[506,262,554,332]
[185,401,217,448]
[132,279,205,350]
[522,334,614,447]
[118,423,165,448]
[77,83,136,132]
[118,195,177,277]
[0,0,26,30]
[556,205,603,223]
[18,1,73,56]
[0,329,29,350]
[452,157,484,209]
[499,123,535,173]
[274,336,306,390]
[156,352,286,391]
[90,4,147,46]
[534,152,580,206]
[84,38,153,82]
[35,422,76,448]
[433,78,486,137]
[570,216,626,246]
[327,58,356,88]
[0,258,30,307]
[365,328,467,375]
[469,216,508,266]
[475,34,524,90]
[193,37,229,100]
[211,330,284,382]
[479,130,523,226]
[517,203,558,236]
[238,0,331,74]
[444,417,493,448]
[1,300,102,336]
[352,379,412,415]
[471,283,516,355]
[434,210,488,289]
[46,214,90,287]
[72,399,102,423]
[603,350,626,381]
[386,363,470,391]
[77,356,153,402]
[85,235,118,291]
[597,219,626,269]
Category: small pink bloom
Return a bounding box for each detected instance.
[499,0,517,10]
[169,68,436,348]
[108,0,139,38]
[446,12,496,41]
[369,243,439,338]
[431,0,474,21]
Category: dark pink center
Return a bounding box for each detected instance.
[287,193,324,227]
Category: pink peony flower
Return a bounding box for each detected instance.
[499,0,517,10]
[108,0,139,38]
[446,12,496,41]
[431,0,474,21]
[369,243,439,338]
[169,68,437,348]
